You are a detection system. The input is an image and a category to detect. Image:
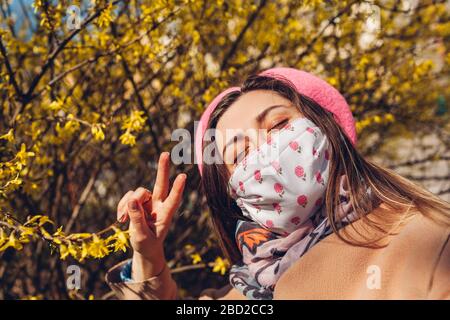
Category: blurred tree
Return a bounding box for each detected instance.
[0,0,449,299]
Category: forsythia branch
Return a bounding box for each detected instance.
[0,35,23,98]
[0,211,130,261]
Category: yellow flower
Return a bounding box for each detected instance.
[384,114,395,122]
[0,129,14,142]
[121,110,146,132]
[47,99,64,112]
[106,228,129,253]
[16,143,35,164]
[192,30,200,44]
[80,242,89,260]
[91,123,106,141]
[373,115,382,124]
[97,3,114,28]
[39,227,53,240]
[56,116,80,139]
[53,226,66,238]
[211,256,230,276]
[357,56,370,70]
[25,215,54,227]
[64,241,89,262]
[0,228,7,248]
[119,131,136,146]
[327,77,338,86]
[59,244,70,260]
[0,232,24,251]
[60,241,86,261]
[87,235,110,258]
[190,253,202,264]
[18,226,36,243]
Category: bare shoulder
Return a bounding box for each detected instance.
[400,211,450,246]
[399,211,450,299]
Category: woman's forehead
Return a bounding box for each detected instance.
[216,90,292,132]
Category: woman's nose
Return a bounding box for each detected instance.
[245,128,268,152]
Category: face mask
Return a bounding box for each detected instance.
[228,117,330,235]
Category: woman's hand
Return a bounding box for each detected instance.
[116,152,186,280]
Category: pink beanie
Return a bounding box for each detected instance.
[195,67,357,175]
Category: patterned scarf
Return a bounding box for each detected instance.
[229,176,359,300]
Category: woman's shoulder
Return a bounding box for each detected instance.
[338,204,450,248]
[339,204,450,267]
[392,210,450,299]
[379,205,449,251]
[274,205,450,299]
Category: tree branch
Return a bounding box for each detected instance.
[293,0,360,66]
[0,36,23,98]
[64,165,101,233]
[23,0,124,103]
[220,0,268,71]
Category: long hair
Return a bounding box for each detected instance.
[201,73,450,264]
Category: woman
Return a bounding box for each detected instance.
[106,67,450,299]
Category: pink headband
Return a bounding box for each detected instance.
[195,67,357,176]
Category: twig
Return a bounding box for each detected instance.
[23,0,124,103]
[220,0,268,71]
[64,165,101,233]
[294,0,359,66]
[119,54,161,154]
[45,8,180,90]
[0,36,23,97]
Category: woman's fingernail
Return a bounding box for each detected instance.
[145,212,157,223]
[143,192,152,203]
[128,199,138,211]
[118,212,127,223]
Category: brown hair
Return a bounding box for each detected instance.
[201,73,450,264]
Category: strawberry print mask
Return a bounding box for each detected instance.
[228,117,330,235]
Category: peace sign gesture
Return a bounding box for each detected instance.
[116,152,186,275]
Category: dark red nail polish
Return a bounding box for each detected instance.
[119,213,127,223]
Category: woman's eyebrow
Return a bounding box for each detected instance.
[255,104,291,124]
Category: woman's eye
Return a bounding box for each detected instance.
[269,119,289,131]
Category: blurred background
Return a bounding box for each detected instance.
[0,0,449,299]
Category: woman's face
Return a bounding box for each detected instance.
[215,90,303,175]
